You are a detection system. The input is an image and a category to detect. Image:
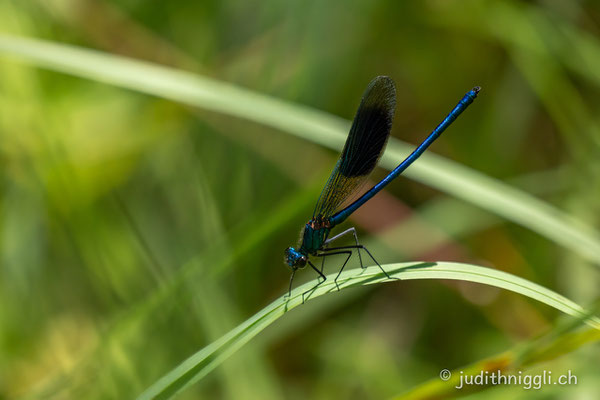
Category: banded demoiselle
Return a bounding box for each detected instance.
[285,76,480,300]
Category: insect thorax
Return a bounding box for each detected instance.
[300,217,331,254]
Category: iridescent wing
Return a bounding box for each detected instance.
[312,76,396,220]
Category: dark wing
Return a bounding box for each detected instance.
[312,76,396,220]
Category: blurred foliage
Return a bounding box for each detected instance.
[1,0,599,399]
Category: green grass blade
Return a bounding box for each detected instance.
[1,34,600,266]
[136,262,600,400]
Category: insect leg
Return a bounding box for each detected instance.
[323,244,398,281]
[285,269,296,299]
[301,261,327,304]
[316,250,353,291]
[323,227,364,269]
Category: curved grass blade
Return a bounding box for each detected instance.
[1,35,600,266]
[136,262,600,400]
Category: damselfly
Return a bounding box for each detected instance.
[284,76,479,301]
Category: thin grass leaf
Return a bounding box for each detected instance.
[136,262,600,400]
[1,34,600,266]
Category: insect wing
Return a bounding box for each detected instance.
[312,76,396,220]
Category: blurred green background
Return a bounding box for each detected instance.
[1,0,600,399]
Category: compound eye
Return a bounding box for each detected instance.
[298,256,307,267]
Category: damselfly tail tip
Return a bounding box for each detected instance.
[472,86,481,94]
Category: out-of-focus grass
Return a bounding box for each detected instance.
[1,1,599,399]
